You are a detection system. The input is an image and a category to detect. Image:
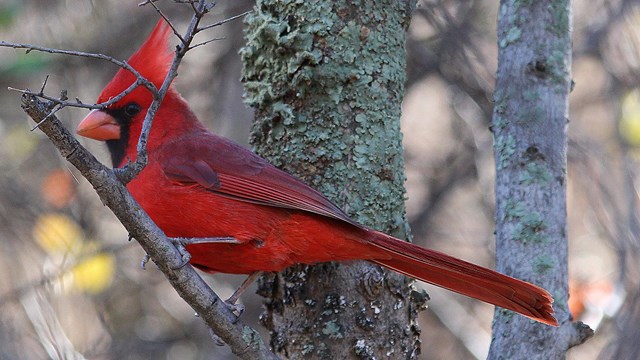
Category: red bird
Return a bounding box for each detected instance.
[77,20,558,326]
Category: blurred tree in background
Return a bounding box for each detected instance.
[0,0,636,359]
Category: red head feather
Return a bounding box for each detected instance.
[98,20,174,105]
[78,19,201,166]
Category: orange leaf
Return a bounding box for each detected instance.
[41,169,76,208]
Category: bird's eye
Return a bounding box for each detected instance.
[124,103,141,118]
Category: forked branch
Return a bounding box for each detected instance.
[4,1,270,358]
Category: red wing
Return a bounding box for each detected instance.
[157,133,358,226]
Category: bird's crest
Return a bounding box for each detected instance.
[98,20,174,104]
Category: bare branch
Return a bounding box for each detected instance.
[8,79,143,111]
[20,94,277,360]
[198,10,252,31]
[144,0,187,44]
[138,0,158,6]
[117,0,213,184]
[3,3,277,358]
[30,104,64,131]
[0,40,156,93]
[189,36,225,50]
[1,4,248,185]
[38,75,49,95]
[0,243,131,308]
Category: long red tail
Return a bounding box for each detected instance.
[366,230,558,326]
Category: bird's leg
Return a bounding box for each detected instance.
[128,235,152,270]
[138,236,241,270]
[168,236,241,270]
[223,271,263,320]
[171,236,241,245]
[227,271,262,304]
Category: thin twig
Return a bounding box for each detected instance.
[20,94,277,360]
[117,0,214,184]
[189,36,225,50]
[199,10,252,31]
[0,41,156,93]
[38,75,49,95]
[2,3,246,185]
[144,0,187,44]
[30,104,64,131]
[5,3,277,358]
[137,0,158,6]
[8,78,143,111]
[0,243,131,308]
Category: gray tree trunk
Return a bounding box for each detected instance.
[488,0,592,358]
[241,0,422,358]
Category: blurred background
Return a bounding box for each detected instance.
[0,0,637,359]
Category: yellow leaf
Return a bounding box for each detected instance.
[620,89,640,146]
[3,125,39,162]
[72,253,115,294]
[33,213,83,254]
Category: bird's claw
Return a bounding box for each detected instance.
[224,300,245,321]
[201,298,243,346]
[139,238,192,270]
[169,238,192,270]
[140,254,151,270]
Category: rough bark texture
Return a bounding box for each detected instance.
[241,0,423,358]
[488,0,592,358]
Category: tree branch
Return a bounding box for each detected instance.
[0,41,154,92]
[1,0,245,185]
[4,1,266,357]
[20,93,277,360]
[116,0,209,184]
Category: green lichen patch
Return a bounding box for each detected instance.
[520,161,552,185]
[494,134,516,169]
[321,319,344,339]
[499,26,522,48]
[533,255,554,274]
[241,0,410,231]
[511,211,548,244]
[504,199,528,222]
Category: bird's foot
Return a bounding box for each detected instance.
[223,300,245,321]
[140,253,151,270]
[167,238,192,270]
[222,271,263,322]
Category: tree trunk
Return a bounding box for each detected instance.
[488,0,591,358]
[241,0,422,358]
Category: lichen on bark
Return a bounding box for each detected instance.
[489,0,592,358]
[241,0,421,358]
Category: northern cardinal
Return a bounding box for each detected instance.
[76,20,558,326]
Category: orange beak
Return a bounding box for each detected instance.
[76,109,121,140]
